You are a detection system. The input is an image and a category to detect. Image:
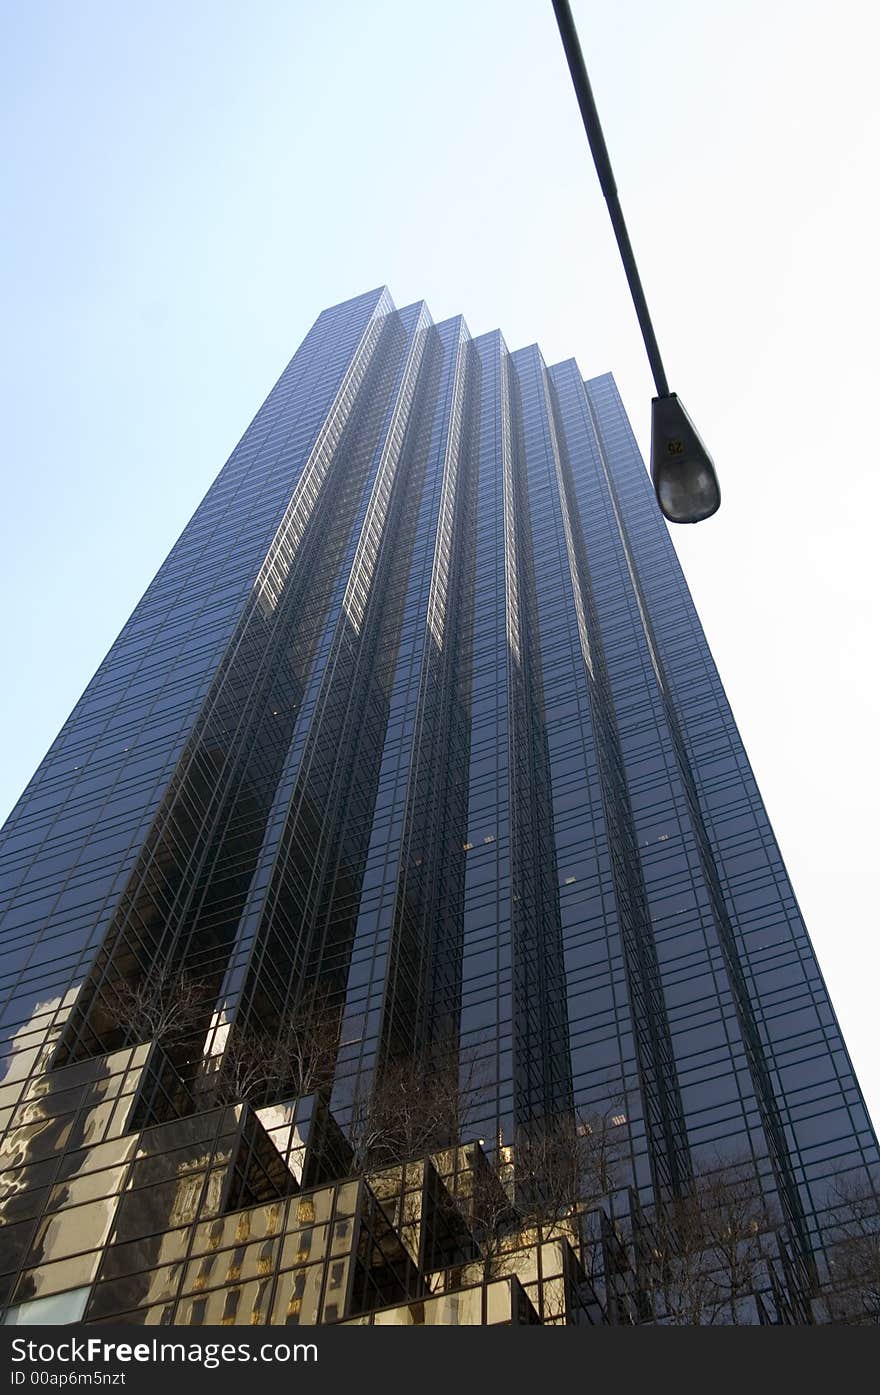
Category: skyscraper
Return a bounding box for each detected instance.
[0,287,876,1326]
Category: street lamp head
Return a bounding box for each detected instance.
[650,393,721,524]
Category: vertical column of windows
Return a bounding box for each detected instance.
[206,306,437,1074]
[330,318,475,1127]
[458,332,515,1147]
[584,372,878,1286]
[582,375,812,1302]
[547,360,698,1204]
[504,345,574,1138]
[380,317,477,1071]
[551,365,759,1201]
[511,351,692,1202]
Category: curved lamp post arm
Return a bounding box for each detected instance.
[551,0,669,400]
[550,0,720,523]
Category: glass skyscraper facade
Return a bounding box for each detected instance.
[0,287,876,1326]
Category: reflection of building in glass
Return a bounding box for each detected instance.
[1,287,877,1325]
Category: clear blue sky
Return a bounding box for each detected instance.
[2,0,879,1124]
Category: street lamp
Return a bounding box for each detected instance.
[550,0,721,524]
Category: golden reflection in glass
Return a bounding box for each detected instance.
[330,1217,352,1256]
[368,1284,489,1325]
[271,1261,324,1326]
[143,1302,176,1326]
[221,1287,240,1325]
[280,1224,328,1271]
[191,1198,286,1258]
[47,1163,128,1210]
[151,1226,190,1267]
[182,1255,217,1295]
[57,1134,138,1182]
[138,1263,183,1307]
[29,1194,119,1266]
[485,1279,514,1325]
[14,1250,102,1302]
[335,1181,360,1217]
[195,1167,226,1222]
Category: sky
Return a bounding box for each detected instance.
[1,0,878,1126]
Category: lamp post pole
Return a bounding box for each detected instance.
[550,0,721,524]
[551,0,670,400]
